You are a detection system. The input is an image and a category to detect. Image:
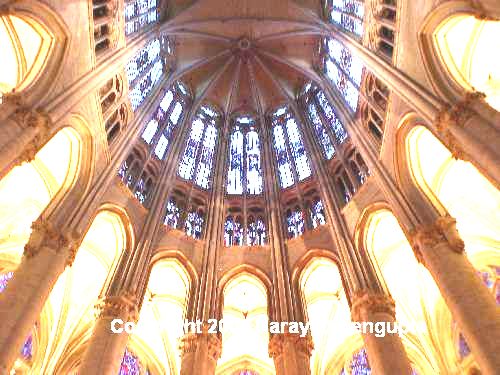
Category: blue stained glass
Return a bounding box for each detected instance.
[0,272,13,293]
[22,334,33,360]
[307,102,335,159]
[125,0,159,37]
[285,118,312,181]
[154,134,169,159]
[159,90,174,112]
[178,119,205,180]
[195,124,217,189]
[185,211,203,239]
[328,0,364,37]
[349,348,371,375]
[126,39,161,83]
[247,217,266,246]
[227,129,244,195]
[129,60,163,111]
[246,130,263,195]
[165,198,180,228]
[170,102,183,125]
[458,333,471,358]
[273,125,295,188]
[316,90,348,144]
[311,199,326,228]
[324,37,364,112]
[287,209,305,238]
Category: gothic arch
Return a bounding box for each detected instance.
[33,209,129,374]
[419,1,500,111]
[0,0,70,105]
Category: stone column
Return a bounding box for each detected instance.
[269,333,314,375]
[471,0,500,19]
[410,215,500,375]
[78,293,139,375]
[351,292,413,375]
[179,327,222,375]
[0,105,51,180]
[331,29,500,186]
[0,219,78,373]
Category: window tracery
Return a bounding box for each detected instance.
[247,216,267,246]
[119,348,149,375]
[118,150,157,207]
[126,36,172,111]
[310,198,326,228]
[325,0,365,37]
[227,115,264,195]
[125,0,160,38]
[178,105,222,190]
[140,81,190,160]
[271,106,312,189]
[287,207,305,239]
[184,209,204,239]
[163,189,206,239]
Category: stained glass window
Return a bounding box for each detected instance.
[287,208,305,238]
[307,101,335,159]
[224,216,234,246]
[178,106,220,189]
[119,348,143,375]
[326,0,365,37]
[126,37,170,111]
[185,211,204,239]
[349,348,371,375]
[125,0,159,37]
[316,90,348,144]
[324,37,364,112]
[458,333,471,359]
[272,107,312,189]
[247,216,267,246]
[0,271,13,293]
[310,199,326,228]
[227,116,263,195]
[140,83,189,160]
[22,334,33,360]
[165,198,181,229]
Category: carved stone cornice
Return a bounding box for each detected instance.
[435,92,486,160]
[351,291,396,322]
[178,331,222,361]
[96,291,140,322]
[268,333,314,358]
[23,218,80,266]
[409,215,465,264]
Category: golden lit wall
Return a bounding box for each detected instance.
[435,16,500,110]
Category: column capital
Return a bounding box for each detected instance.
[23,218,81,266]
[435,92,486,159]
[409,215,465,263]
[351,291,396,322]
[178,331,222,361]
[96,292,140,322]
[268,333,314,358]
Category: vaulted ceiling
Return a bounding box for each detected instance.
[160,0,331,116]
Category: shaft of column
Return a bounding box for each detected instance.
[351,292,413,375]
[269,334,314,375]
[331,28,500,186]
[179,326,222,375]
[0,220,78,372]
[78,294,139,375]
[410,216,500,375]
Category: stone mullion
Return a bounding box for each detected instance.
[329,25,500,186]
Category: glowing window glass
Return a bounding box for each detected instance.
[141,119,158,144]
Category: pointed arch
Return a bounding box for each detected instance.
[0,1,69,104]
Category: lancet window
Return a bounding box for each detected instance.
[140,81,191,160]
[227,115,264,195]
[119,348,149,375]
[286,207,305,239]
[118,149,157,207]
[178,105,221,190]
[322,37,364,112]
[339,348,371,375]
[271,106,312,189]
[126,36,173,111]
[310,198,326,228]
[184,209,204,239]
[125,0,160,37]
[325,0,365,37]
[247,216,267,246]
[300,83,349,160]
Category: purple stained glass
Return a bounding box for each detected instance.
[310,199,326,228]
[125,0,159,37]
[350,348,371,375]
[22,334,33,360]
[307,101,335,159]
[119,348,141,375]
[316,90,348,144]
[328,0,364,37]
[458,333,471,358]
[0,272,13,293]
[287,208,305,238]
